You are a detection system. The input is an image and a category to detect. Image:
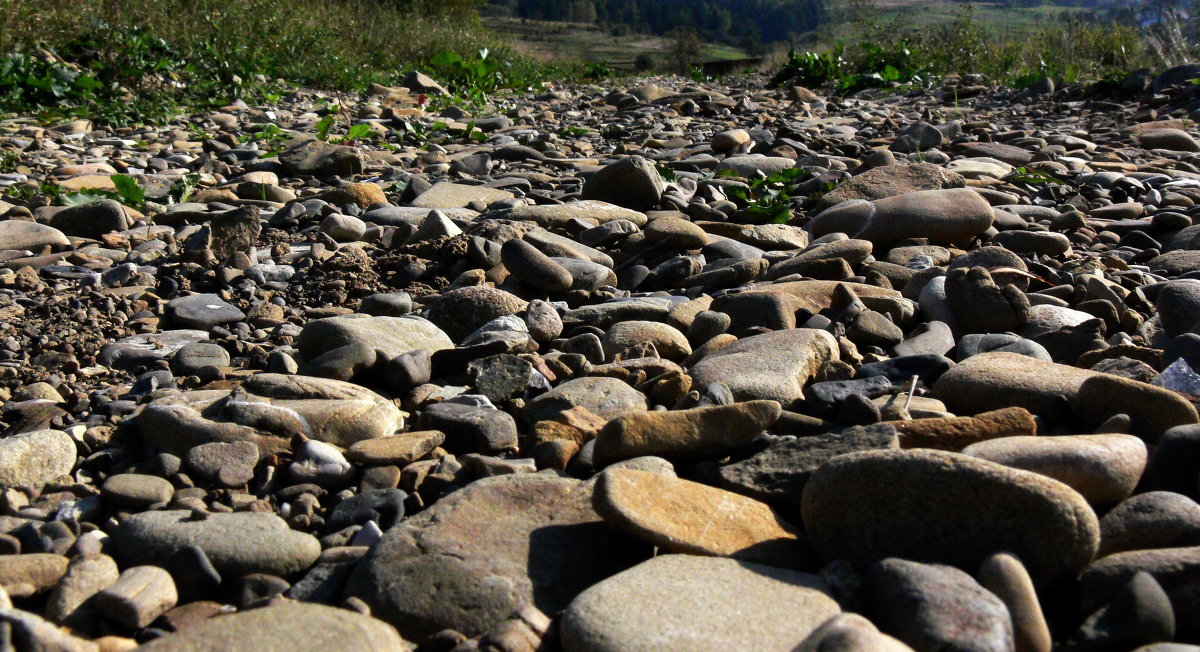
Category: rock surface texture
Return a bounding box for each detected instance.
[0,67,1199,651]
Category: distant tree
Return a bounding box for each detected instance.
[570,0,598,23]
[667,25,701,74]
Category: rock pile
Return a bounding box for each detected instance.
[1,65,1200,650]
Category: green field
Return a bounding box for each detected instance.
[485,16,750,70]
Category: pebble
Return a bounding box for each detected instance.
[113,511,321,577]
[134,603,411,651]
[962,434,1147,505]
[866,558,1013,652]
[0,429,76,490]
[95,565,178,628]
[593,400,780,464]
[3,66,1200,650]
[560,554,840,652]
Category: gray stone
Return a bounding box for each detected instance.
[801,449,1100,586]
[295,313,453,361]
[582,156,664,211]
[524,377,647,423]
[167,293,245,331]
[98,330,209,371]
[0,429,75,490]
[346,474,645,640]
[48,199,129,238]
[689,328,839,408]
[560,555,839,652]
[113,510,321,578]
[280,139,364,177]
[1099,492,1200,557]
[0,220,69,251]
[866,558,1013,652]
[134,602,411,651]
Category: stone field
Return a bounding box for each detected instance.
[1,67,1200,651]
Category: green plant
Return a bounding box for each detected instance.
[722,167,812,224]
[429,48,506,102]
[1006,167,1068,185]
[169,173,202,203]
[0,149,19,173]
[342,122,374,143]
[110,174,145,207]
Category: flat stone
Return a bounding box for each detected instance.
[932,351,1100,423]
[1072,374,1199,443]
[98,330,209,371]
[524,377,647,423]
[167,294,245,331]
[689,328,839,408]
[817,163,963,210]
[593,469,808,566]
[716,155,797,177]
[346,474,646,640]
[346,431,444,466]
[892,407,1037,451]
[295,314,453,361]
[594,400,780,465]
[812,189,994,250]
[718,423,899,508]
[0,554,69,597]
[601,320,690,361]
[0,220,69,251]
[279,139,363,177]
[801,449,1100,585]
[560,554,839,652]
[138,374,403,456]
[101,473,174,509]
[113,510,321,578]
[963,434,1147,505]
[494,201,648,228]
[411,181,514,209]
[134,603,411,651]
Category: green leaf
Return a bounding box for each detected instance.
[430,52,462,68]
[315,115,335,141]
[344,123,373,142]
[110,174,145,206]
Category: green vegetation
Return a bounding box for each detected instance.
[774,0,1171,93]
[486,0,826,53]
[0,0,596,126]
[722,167,815,224]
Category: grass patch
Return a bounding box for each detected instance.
[0,0,597,126]
[776,0,1171,94]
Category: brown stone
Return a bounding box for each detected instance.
[893,407,1037,450]
[347,431,445,465]
[593,400,781,466]
[593,469,810,568]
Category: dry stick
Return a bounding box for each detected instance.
[903,374,919,412]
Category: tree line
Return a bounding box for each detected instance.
[485,0,827,53]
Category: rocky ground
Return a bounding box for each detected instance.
[0,65,1199,651]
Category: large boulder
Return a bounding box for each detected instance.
[345,474,647,640]
[801,449,1100,586]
